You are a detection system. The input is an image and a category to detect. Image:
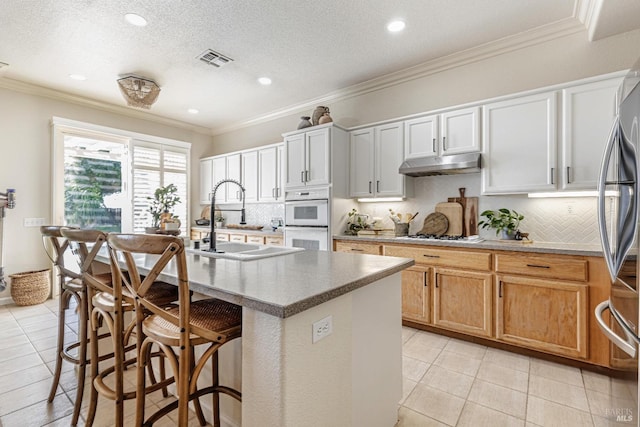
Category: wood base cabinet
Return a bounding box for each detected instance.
[433,268,493,337]
[496,275,588,359]
[401,266,431,324]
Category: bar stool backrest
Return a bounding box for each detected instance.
[59,228,110,293]
[107,234,189,330]
[40,225,81,282]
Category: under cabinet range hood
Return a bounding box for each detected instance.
[398,152,482,177]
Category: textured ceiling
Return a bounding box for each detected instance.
[0,1,637,134]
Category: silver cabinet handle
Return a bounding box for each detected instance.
[376,180,380,192]
[432,138,436,153]
[566,166,571,184]
[301,171,305,183]
[595,301,636,357]
[442,136,446,151]
[305,170,310,182]
[368,181,372,194]
[550,167,554,185]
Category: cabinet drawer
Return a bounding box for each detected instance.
[229,234,246,243]
[265,236,283,246]
[384,245,491,271]
[334,241,382,255]
[246,235,265,244]
[216,233,230,242]
[495,253,587,282]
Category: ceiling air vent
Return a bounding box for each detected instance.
[197,49,233,68]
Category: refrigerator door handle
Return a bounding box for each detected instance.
[595,300,637,358]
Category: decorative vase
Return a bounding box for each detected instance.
[297,116,312,130]
[312,106,328,125]
[318,112,333,124]
[500,229,516,240]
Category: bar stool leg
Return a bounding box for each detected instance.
[86,308,100,427]
[47,289,69,402]
[71,290,89,425]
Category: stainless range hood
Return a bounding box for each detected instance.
[398,152,481,177]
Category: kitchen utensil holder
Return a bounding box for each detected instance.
[394,223,409,237]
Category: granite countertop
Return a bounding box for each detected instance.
[191,226,283,236]
[333,234,604,257]
[109,250,413,318]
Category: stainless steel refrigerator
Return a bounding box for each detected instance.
[596,62,640,425]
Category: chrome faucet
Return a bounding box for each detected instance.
[208,179,246,253]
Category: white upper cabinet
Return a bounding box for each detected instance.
[226,153,243,202]
[211,155,227,202]
[561,77,621,190]
[258,144,284,202]
[242,150,259,203]
[284,125,338,189]
[482,92,558,194]
[199,158,213,204]
[404,107,480,160]
[350,123,405,198]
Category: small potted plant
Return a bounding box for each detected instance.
[146,184,181,233]
[214,215,225,229]
[478,208,524,240]
[345,208,369,235]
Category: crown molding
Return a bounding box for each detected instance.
[211,17,586,136]
[0,77,213,136]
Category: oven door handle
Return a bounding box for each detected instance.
[595,300,637,358]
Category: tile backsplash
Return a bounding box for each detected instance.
[355,174,601,245]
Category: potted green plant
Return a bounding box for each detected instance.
[345,208,369,235]
[214,215,225,229]
[146,184,181,233]
[478,208,524,240]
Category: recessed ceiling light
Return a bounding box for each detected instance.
[387,20,406,33]
[187,108,199,114]
[69,74,87,81]
[125,13,148,27]
[258,77,272,86]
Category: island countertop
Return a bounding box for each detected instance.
[118,249,414,318]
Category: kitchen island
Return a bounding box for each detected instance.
[120,248,414,427]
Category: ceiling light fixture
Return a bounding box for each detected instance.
[69,74,87,81]
[187,108,199,114]
[117,75,160,109]
[258,77,272,86]
[124,13,148,27]
[387,20,406,33]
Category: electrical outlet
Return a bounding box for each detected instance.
[312,315,333,343]
[24,217,46,227]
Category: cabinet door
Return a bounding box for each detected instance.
[441,106,480,155]
[496,275,588,359]
[432,268,492,337]
[349,128,375,197]
[561,78,621,190]
[334,241,382,254]
[258,146,279,202]
[482,92,557,194]
[246,235,265,244]
[276,144,285,201]
[285,133,306,188]
[404,115,439,160]
[375,123,405,197]
[211,156,227,203]
[306,128,331,186]
[199,158,213,204]
[402,266,431,324]
[242,150,259,203]
[226,153,242,202]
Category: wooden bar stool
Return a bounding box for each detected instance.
[107,233,242,427]
[40,225,87,426]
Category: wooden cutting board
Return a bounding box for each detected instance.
[435,202,463,236]
[448,188,479,236]
[418,212,448,236]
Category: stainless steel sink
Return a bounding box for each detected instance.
[187,241,304,261]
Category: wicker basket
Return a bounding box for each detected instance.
[10,269,50,306]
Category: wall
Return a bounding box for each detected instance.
[0,87,213,303]
[208,29,640,245]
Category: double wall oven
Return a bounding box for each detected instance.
[284,188,330,251]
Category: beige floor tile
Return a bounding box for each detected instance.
[0,393,74,427]
[0,364,53,394]
[401,377,418,405]
[30,335,60,353]
[404,383,465,426]
[8,304,52,319]
[0,332,29,349]
[529,375,589,412]
[0,342,36,362]
[402,326,417,343]
[0,377,61,416]
[396,406,449,427]
[0,352,43,376]
[403,355,430,382]
[477,360,529,393]
[483,347,530,373]
[592,412,636,426]
[457,402,525,427]
[526,395,594,427]
[433,350,481,377]
[582,370,635,400]
[443,338,487,360]
[468,379,527,419]
[403,333,447,364]
[420,365,474,399]
[586,388,637,421]
[530,358,584,387]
